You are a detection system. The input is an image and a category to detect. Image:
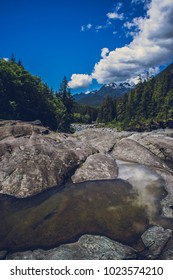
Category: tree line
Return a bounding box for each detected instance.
[97,63,173,130]
[0,56,74,132]
[1,54,172,132]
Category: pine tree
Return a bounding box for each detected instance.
[10,53,16,63]
[56,76,74,115]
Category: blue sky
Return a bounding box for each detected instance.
[1,0,173,94]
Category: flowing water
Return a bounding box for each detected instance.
[0,161,169,253]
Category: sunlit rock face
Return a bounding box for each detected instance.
[0,121,97,197]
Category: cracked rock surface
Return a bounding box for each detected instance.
[72,153,118,183]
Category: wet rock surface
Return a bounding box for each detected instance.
[1,121,173,259]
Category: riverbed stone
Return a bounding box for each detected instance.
[1,121,173,259]
[72,153,118,183]
[0,121,97,197]
[73,129,119,153]
[141,226,172,257]
[111,138,166,169]
[6,235,137,260]
[128,133,173,170]
[160,235,173,259]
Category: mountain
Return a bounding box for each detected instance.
[74,82,134,106]
[98,62,173,131]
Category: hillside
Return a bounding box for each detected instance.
[0,59,73,131]
[98,62,173,130]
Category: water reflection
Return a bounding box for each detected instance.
[0,160,169,253]
[117,160,166,222]
[0,179,149,252]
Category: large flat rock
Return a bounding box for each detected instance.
[111,138,167,169]
[0,121,97,197]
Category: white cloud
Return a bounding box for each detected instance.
[95,25,104,32]
[68,74,92,89]
[72,0,173,88]
[3,58,9,61]
[124,17,143,30]
[115,2,123,11]
[131,0,151,9]
[107,12,124,20]
[131,0,145,3]
[95,20,112,32]
[92,0,173,84]
[87,24,92,29]
[101,48,109,58]
[81,23,92,32]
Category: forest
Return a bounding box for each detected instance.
[97,63,173,131]
[0,56,173,132]
[0,57,74,132]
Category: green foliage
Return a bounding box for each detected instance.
[72,102,98,124]
[0,59,73,131]
[56,76,75,132]
[96,63,173,131]
[97,95,116,123]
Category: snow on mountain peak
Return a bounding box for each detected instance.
[104,82,133,89]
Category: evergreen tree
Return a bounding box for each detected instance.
[56,77,74,114]
[0,58,70,131]
[56,77,74,131]
[98,95,116,123]
[10,53,16,63]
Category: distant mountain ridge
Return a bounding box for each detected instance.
[98,62,173,131]
[73,82,135,106]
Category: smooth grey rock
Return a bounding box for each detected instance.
[141,226,172,257]
[72,154,118,183]
[73,129,118,153]
[0,121,96,197]
[160,236,173,259]
[129,133,173,170]
[6,235,137,260]
[156,170,173,218]
[111,138,166,169]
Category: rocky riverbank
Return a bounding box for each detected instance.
[0,120,173,259]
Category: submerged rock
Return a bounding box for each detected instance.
[6,234,137,260]
[0,179,149,252]
[0,250,7,260]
